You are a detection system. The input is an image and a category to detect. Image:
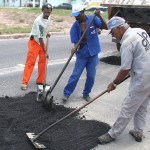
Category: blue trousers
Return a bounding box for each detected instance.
[64,54,98,96]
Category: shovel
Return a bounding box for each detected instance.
[26,75,130,148]
[42,14,97,107]
[36,38,51,102]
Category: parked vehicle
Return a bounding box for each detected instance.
[101,0,150,51]
[53,3,72,10]
[24,0,39,7]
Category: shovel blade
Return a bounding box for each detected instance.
[45,93,53,106]
[42,85,54,108]
[44,85,51,92]
[42,92,54,110]
[36,85,44,102]
[26,133,46,148]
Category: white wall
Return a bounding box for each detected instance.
[47,0,70,7]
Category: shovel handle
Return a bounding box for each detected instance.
[44,38,49,86]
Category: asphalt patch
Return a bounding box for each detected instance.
[0,92,111,150]
[100,56,121,66]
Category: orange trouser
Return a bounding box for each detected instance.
[22,39,46,85]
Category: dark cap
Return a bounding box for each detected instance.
[42,3,52,11]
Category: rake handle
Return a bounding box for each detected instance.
[33,75,130,141]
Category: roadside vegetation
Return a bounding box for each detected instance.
[0,7,108,34]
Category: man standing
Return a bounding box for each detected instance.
[21,3,52,90]
[98,16,150,144]
[62,4,107,102]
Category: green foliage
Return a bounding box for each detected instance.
[0,7,41,13]
[0,7,108,18]
[0,7,108,34]
[0,27,31,34]
[52,9,72,16]
[85,10,108,19]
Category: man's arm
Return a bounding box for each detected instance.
[39,38,48,58]
[94,9,108,30]
[107,69,130,92]
[113,69,130,85]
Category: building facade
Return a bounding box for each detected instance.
[0,0,71,7]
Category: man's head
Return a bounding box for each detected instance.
[42,3,52,19]
[107,16,129,39]
[71,4,86,23]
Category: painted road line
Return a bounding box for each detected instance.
[0,57,76,76]
[0,49,116,76]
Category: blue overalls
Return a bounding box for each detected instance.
[64,15,102,97]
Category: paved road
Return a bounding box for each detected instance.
[0,32,149,150]
[0,31,115,96]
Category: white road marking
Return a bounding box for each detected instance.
[0,49,116,76]
[0,57,76,76]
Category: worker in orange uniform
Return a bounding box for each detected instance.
[21,3,52,90]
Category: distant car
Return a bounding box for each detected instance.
[24,0,39,7]
[54,3,72,10]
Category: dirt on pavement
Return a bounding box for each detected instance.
[0,92,111,150]
[0,9,74,35]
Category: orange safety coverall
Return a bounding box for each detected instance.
[22,39,46,85]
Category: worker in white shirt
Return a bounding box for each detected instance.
[98,16,150,144]
[21,3,52,90]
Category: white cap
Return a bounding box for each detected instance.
[71,4,84,17]
[107,16,126,34]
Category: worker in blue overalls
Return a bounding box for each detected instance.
[62,4,107,102]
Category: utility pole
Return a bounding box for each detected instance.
[3,0,5,7]
[40,0,43,8]
[33,0,35,7]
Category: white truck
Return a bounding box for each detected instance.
[101,0,150,50]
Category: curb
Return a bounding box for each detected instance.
[0,33,30,39]
[0,32,68,39]
[0,30,108,39]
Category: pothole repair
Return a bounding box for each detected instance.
[100,55,121,66]
[0,92,110,150]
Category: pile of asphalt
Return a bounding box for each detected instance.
[0,92,110,150]
[100,56,121,66]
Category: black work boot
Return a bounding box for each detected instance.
[129,130,144,142]
[83,95,91,102]
[62,95,69,102]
